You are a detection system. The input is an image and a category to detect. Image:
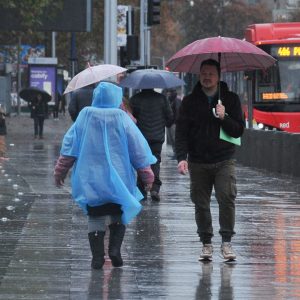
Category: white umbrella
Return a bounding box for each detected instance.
[64,64,127,94]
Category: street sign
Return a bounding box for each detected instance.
[125,65,158,73]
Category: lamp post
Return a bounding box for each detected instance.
[16,36,21,115]
[104,0,117,64]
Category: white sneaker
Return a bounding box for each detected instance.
[221,242,236,260]
[199,244,213,260]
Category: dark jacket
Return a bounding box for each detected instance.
[175,81,244,163]
[68,86,94,121]
[29,100,48,119]
[129,89,174,143]
[168,93,182,121]
[0,111,6,135]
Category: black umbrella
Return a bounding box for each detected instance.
[19,87,52,103]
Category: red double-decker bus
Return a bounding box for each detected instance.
[242,22,300,133]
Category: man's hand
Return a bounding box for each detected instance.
[178,160,188,175]
[216,102,225,120]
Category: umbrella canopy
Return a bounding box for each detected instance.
[64,64,127,94]
[118,69,185,89]
[166,36,276,73]
[19,87,52,103]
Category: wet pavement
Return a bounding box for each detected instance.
[0,114,300,300]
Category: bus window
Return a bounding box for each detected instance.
[278,61,300,100]
[256,66,277,102]
[256,61,300,103]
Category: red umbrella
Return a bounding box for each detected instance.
[166,36,276,73]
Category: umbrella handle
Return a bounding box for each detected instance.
[212,100,222,118]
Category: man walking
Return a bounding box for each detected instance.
[129,88,174,201]
[175,59,244,260]
[166,88,181,157]
[68,84,94,122]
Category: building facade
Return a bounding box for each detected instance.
[242,0,300,20]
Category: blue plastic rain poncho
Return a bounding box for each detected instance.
[60,82,156,224]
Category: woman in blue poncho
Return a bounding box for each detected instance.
[54,82,156,269]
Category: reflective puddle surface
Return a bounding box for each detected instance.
[0,116,299,300]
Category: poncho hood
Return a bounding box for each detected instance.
[92,82,122,108]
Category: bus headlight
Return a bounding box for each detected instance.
[257,123,264,129]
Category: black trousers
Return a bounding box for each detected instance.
[137,141,162,196]
[33,116,45,137]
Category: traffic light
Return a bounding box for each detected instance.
[147,0,160,26]
[127,35,139,61]
[120,36,139,67]
[120,46,130,68]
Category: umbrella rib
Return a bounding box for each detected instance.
[237,52,267,71]
[233,52,247,71]
[190,54,201,73]
[221,53,226,72]
[238,53,251,70]
[88,66,98,82]
[249,53,270,70]
[176,55,199,73]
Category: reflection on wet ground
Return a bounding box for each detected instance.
[0,116,299,299]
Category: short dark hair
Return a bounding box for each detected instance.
[200,59,221,77]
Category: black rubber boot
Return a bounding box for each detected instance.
[108,223,126,267]
[88,231,105,269]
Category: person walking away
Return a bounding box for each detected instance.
[53,93,60,119]
[68,84,94,122]
[28,93,48,139]
[68,83,136,123]
[129,88,174,202]
[54,82,156,269]
[59,93,66,116]
[175,59,244,261]
[0,105,7,160]
[166,88,181,157]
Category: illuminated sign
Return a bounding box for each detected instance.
[29,66,56,101]
[271,46,300,57]
[262,93,288,100]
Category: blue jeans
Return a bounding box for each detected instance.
[137,142,162,195]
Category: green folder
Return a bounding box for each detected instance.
[219,127,241,146]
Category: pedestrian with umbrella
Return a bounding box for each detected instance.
[19,87,51,139]
[166,36,275,261]
[166,88,182,158]
[64,64,134,122]
[119,69,185,202]
[129,88,173,202]
[29,92,48,139]
[176,59,244,261]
